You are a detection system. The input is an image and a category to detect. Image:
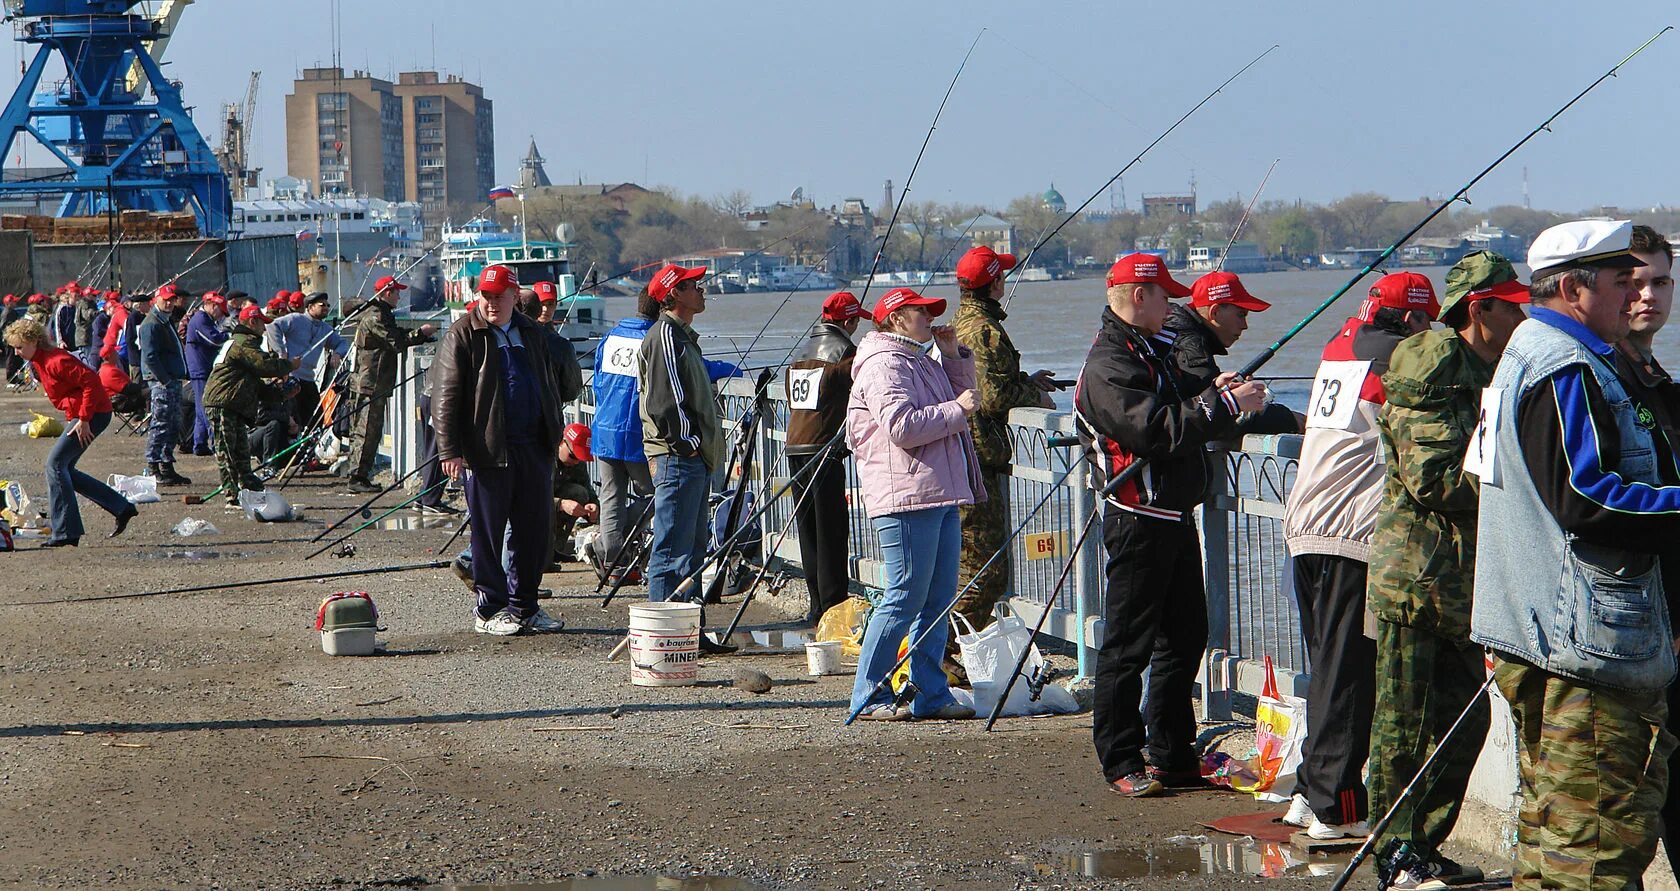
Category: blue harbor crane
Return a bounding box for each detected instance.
[0,0,230,236]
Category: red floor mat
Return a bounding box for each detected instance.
[1201,808,1298,844]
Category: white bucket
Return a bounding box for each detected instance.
[806,640,844,676]
[321,628,376,657]
[627,602,702,687]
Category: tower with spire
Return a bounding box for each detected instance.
[519,137,552,189]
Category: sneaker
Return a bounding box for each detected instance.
[522,609,564,633]
[1306,817,1370,840]
[914,702,975,721]
[473,610,524,636]
[417,501,462,515]
[1106,771,1164,798]
[858,703,909,721]
[346,478,381,495]
[1146,764,1216,790]
[1388,859,1449,891]
[449,557,474,591]
[1282,793,1315,828]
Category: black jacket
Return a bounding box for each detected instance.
[432,310,563,470]
[1075,309,1242,521]
[785,321,856,456]
[1160,303,1299,435]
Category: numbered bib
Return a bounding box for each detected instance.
[787,368,823,410]
[1464,387,1504,487]
[1305,360,1372,431]
[599,334,641,378]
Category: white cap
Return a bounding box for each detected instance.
[1527,219,1646,279]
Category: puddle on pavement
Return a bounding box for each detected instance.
[135,550,255,561]
[378,516,457,531]
[440,878,761,890]
[1036,835,1346,880]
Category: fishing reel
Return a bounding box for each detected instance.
[765,570,793,597]
[1026,659,1058,703]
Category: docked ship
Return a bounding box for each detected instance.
[437,217,613,343]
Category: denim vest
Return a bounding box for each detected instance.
[1470,315,1675,692]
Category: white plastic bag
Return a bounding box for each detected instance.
[238,489,294,522]
[952,611,1070,717]
[108,474,160,504]
[1232,656,1308,802]
[172,517,219,537]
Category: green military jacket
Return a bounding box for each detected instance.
[351,300,428,395]
[1368,328,1495,640]
[951,295,1043,469]
[554,458,597,504]
[202,326,294,422]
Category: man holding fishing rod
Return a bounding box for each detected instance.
[345,276,435,494]
[949,246,1056,654]
[1077,253,1268,798]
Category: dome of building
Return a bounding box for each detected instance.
[1042,184,1067,214]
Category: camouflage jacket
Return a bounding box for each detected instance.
[951,295,1043,468]
[1367,328,1494,640]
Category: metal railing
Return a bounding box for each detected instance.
[392,362,1309,719]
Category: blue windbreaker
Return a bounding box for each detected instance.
[590,316,740,462]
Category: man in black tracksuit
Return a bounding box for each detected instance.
[784,291,863,624]
[1077,254,1268,798]
[1161,271,1304,436]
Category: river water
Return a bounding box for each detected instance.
[594,265,1680,412]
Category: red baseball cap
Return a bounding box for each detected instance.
[266,295,288,313]
[478,264,517,297]
[239,305,271,325]
[649,264,707,301]
[563,422,592,461]
[375,275,407,294]
[1106,253,1191,298]
[871,286,947,324]
[287,291,306,309]
[156,283,180,300]
[1362,271,1440,321]
[28,293,45,304]
[201,292,227,308]
[955,246,1016,289]
[274,289,290,301]
[820,290,865,321]
[532,280,559,303]
[1190,271,1271,312]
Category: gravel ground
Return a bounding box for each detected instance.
[0,387,1402,891]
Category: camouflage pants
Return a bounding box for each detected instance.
[1495,656,1673,891]
[345,392,387,482]
[953,469,1010,641]
[208,408,258,506]
[146,381,181,465]
[1367,620,1490,858]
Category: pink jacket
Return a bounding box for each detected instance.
[846,331,987,518]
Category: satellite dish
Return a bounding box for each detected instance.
[790,186,804,202]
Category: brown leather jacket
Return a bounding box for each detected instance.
[431,309,563,469]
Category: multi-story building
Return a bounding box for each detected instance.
[286,68,494,217]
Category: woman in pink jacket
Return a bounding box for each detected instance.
[845,287,986,720]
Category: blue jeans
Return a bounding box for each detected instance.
[47,412,131,543]
[190,378,213,454]
[646,454,710,603]
[850,505,962,718]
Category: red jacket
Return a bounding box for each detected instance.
[31,346,111,422]
[100,303,128,360]
[98,360,131,399]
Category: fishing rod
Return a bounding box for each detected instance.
[1001,44,1279,311]
[310,453,441,542]
[1213,158,1279,272]
[596,497,655,597]
[7,559,453,606]
[986,26,1673,730]
[857,29,984,308]
[712,443,827,641]
[305,479,450,560]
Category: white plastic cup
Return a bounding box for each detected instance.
[806,640,844,676]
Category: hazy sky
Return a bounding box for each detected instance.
[4,2,1675,214]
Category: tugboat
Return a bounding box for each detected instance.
[437,217,612,343]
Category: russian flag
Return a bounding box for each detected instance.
[487,185,517,201]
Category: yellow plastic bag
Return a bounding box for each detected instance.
[815,597,870,659]
[25,412,63,439]
[889,635,964,693]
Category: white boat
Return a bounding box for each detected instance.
[437,217,612,343]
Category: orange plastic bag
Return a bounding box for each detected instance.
[1230,656,1306,802]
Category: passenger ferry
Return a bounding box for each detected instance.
[437,217,613,343]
